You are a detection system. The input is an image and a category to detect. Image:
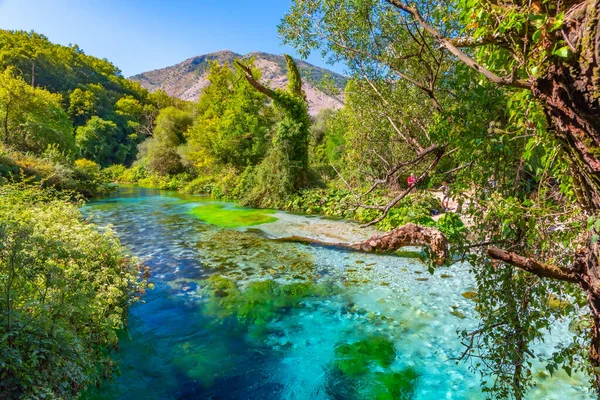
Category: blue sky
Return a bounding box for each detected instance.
[0,0,341,77]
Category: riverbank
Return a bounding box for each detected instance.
[105,177,464,242]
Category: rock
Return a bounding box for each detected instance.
[462,291,478,300]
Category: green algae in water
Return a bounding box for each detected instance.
[328,334,420,399]
[202,276,337,336]
[365,369,420,400]
[395,249,423,259]
[189,203,277,228]
[173,340,238,387]
[333,335,396,377]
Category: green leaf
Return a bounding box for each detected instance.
[553,46,570,58]
[551,12,565,32]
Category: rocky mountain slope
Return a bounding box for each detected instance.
[129,50,347,116]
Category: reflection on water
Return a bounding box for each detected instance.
[83,187,591,399]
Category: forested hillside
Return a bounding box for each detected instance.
[0,30,186,167]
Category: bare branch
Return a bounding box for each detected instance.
[235,60,276,98]
[443,160,474,175]
[313,24,443,109]
[384,0,530,89]
[330,161,355,195]
[363,144,443,196]
[358,65,426,151]
[362,146,445,227]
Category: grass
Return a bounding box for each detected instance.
[189,203,277,228]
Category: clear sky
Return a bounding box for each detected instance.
[0,0,341,77]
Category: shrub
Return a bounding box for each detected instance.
[0,144,111,197]
[102,164,128,182]
[0,184,149,398]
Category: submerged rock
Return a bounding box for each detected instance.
[461,291,478,300]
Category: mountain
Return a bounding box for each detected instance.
[129,50,347,116]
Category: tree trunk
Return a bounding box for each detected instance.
[574,240,600,391]
[276,223,449,264]
[531,3,600,389]
[532,1,600,209]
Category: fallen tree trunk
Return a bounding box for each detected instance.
[276,223,449,264]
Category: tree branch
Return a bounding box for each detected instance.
[276,223,449,264]
[385,0,530,89]
[234,60,276,99]
[487,246,578,283]
[361,145,446,227]
[449,35,503,48]
[357,64,426,151]
[363,144,443,196]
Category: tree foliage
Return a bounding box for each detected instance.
[140,106,194,176]
[185,61,272,169]
[0,29,167,165]
[75,116,123,166]
[0,184,149,398]
[239,54,312,205]
[0,68,74,154]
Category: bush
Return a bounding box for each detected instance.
[102,164,127,182]
[435,212,466,242]
[119,163,148,183]
[0,184,149,398]
[0,144,112,197]
[183,175,216,194]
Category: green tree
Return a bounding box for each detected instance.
[75,116,119,166]
[138,106,193,176]
[0,29,164,165]
[184,61,272,170]
[115,95,157,139]
[0,68,75,154]
[153,106,193,147]
[68,87,96,126]
[280,0,600,396]
[236,54,311,204]
[310,109,343,162]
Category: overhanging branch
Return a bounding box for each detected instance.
[384,0,530,90]
[361,145,446,227]
[363,144,444,196]
[487,246,578,283]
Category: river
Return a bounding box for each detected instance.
[82,187,591,399]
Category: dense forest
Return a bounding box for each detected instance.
[1,0,600,398]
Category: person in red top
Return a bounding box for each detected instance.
[407,173,416,186]
[407,173,417,192]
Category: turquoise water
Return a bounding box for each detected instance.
[83,187,591,399]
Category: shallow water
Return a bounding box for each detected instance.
[83,187,591,399]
